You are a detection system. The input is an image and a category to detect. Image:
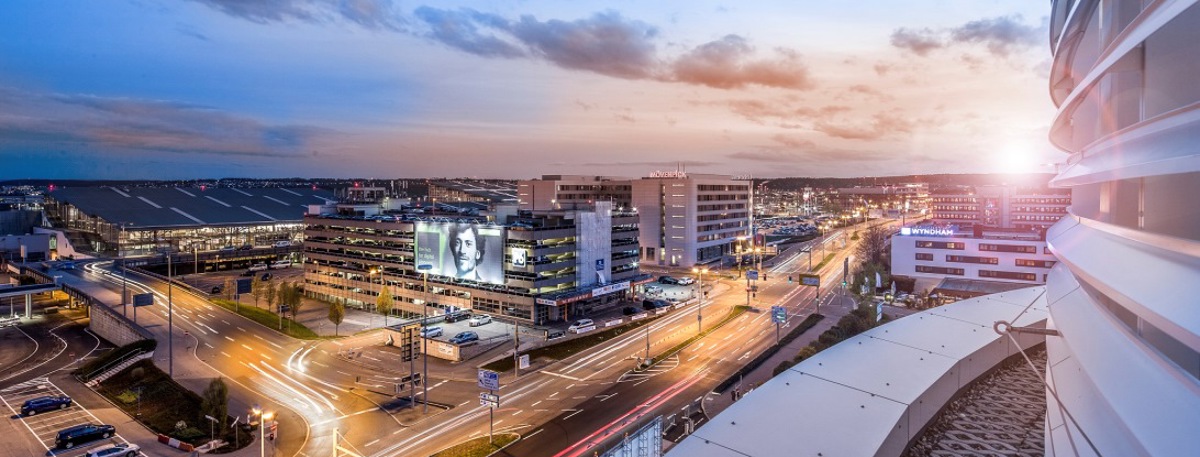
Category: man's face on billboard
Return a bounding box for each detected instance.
[451,226,480,276]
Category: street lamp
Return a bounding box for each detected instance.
[691,267,708,334]
[252,407,274,457]
[418,263,433,414]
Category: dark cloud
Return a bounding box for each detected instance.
[412,7,524,58]
[950,15,1041,57]
[891,15,1043,58]
[189,0,403,31]
[510,11,659,79]
[671,35,813,89]
[0,86,326,158]
[890,27,944,56]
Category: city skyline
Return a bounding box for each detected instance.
[2,1,1055,180]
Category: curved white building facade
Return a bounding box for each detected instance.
[1044,1,1200,455]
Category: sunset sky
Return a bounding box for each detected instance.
[0,1,1058,180]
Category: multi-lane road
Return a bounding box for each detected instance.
[0,220,885,457]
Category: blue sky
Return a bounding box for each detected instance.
[0,1,1057,179]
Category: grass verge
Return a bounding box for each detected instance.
[95,360,251,451]
[210,299,320,339]
[481,317,657,373]
[648,305,750,365]
[812,253,837,271]
[431,433,519,457]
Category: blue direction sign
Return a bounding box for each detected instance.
[747,270,759,280]
[477,369,500,391]
[236,278,252,294]
[771,306,787,323]
[799,273,820,287]
[132,293,154,307]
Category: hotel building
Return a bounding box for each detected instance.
[518,173,752,267]
[931,185,1070,232]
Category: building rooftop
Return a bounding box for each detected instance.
[667,286,1048,457]
[49,186,334,229]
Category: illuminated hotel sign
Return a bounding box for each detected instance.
[649,171,688,179]
[901,227,954,237]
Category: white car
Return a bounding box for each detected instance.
[676,277,696,285]
[568,319,595,333]
[85,443,140,457]
[248,263,269,272]
[468,314,492,327]
[270,260,292,269]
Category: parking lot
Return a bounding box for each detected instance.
[422,314,525,344]
[0,377,139,455]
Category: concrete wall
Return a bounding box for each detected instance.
[88,298,154,347]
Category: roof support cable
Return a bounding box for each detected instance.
[1000,330,1103,457]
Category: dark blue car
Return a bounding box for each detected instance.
[21,395,72,416]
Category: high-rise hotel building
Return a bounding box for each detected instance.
[1042,1,1200,455]
[518,173,752,267]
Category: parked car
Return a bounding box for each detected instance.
[219,246,236,253]
[546,330,566,340]
[444,311,471,323]
[643,285,663,295]
[248,263,269,272]
[55,423,115,449]
[260,272,272,281]
[449,331,479,345]
[238,244,254,251]
[657,276,679,285]
[273,240,292,248]
[421,326,443,338]
[58,261,76,270]
[468,314,492,327]
[567,319,595,333]
[278,304,290,313]
[643,299,669,310]
[21,395,71,416]
[210,285,223,294]
[240,270,256,277]
[270,260,292,269]
[676,277,696,285]
[622,306,639,316]
[85,443,140,457]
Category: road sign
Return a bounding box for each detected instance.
[133,293,154,307]
[477,369,500,391]
[771,306,787,324]
[798,273,820,287]
[519,354,530,370]
[236,278,252,294]
[479,392,499,408]
[746,270,759,280]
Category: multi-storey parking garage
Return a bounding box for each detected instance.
[303,201,648,325]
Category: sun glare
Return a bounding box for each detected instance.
[994,141,1035,173]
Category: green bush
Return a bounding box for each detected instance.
[210,299,320,339]
[115,390,138,404]
[175,427,206,441]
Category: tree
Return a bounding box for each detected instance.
[199,377,229,434]
[376,285,394,327]
[854,223,890,266]
[264,281,279,313]
[286,282,304,325]
[328,302,345,336]
[250,275,265,308]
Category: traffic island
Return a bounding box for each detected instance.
[91,359,253,454]
[430,432,519,457]
[640,305,751,369]
[209,298,321,339]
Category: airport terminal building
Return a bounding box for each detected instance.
[302,201,647,325]
[44,186,334,256]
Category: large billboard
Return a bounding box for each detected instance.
[415,221,505,285]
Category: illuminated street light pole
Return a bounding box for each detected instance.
[418,263,432,414]
[691,267,708,334]
[252,407,274,457]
